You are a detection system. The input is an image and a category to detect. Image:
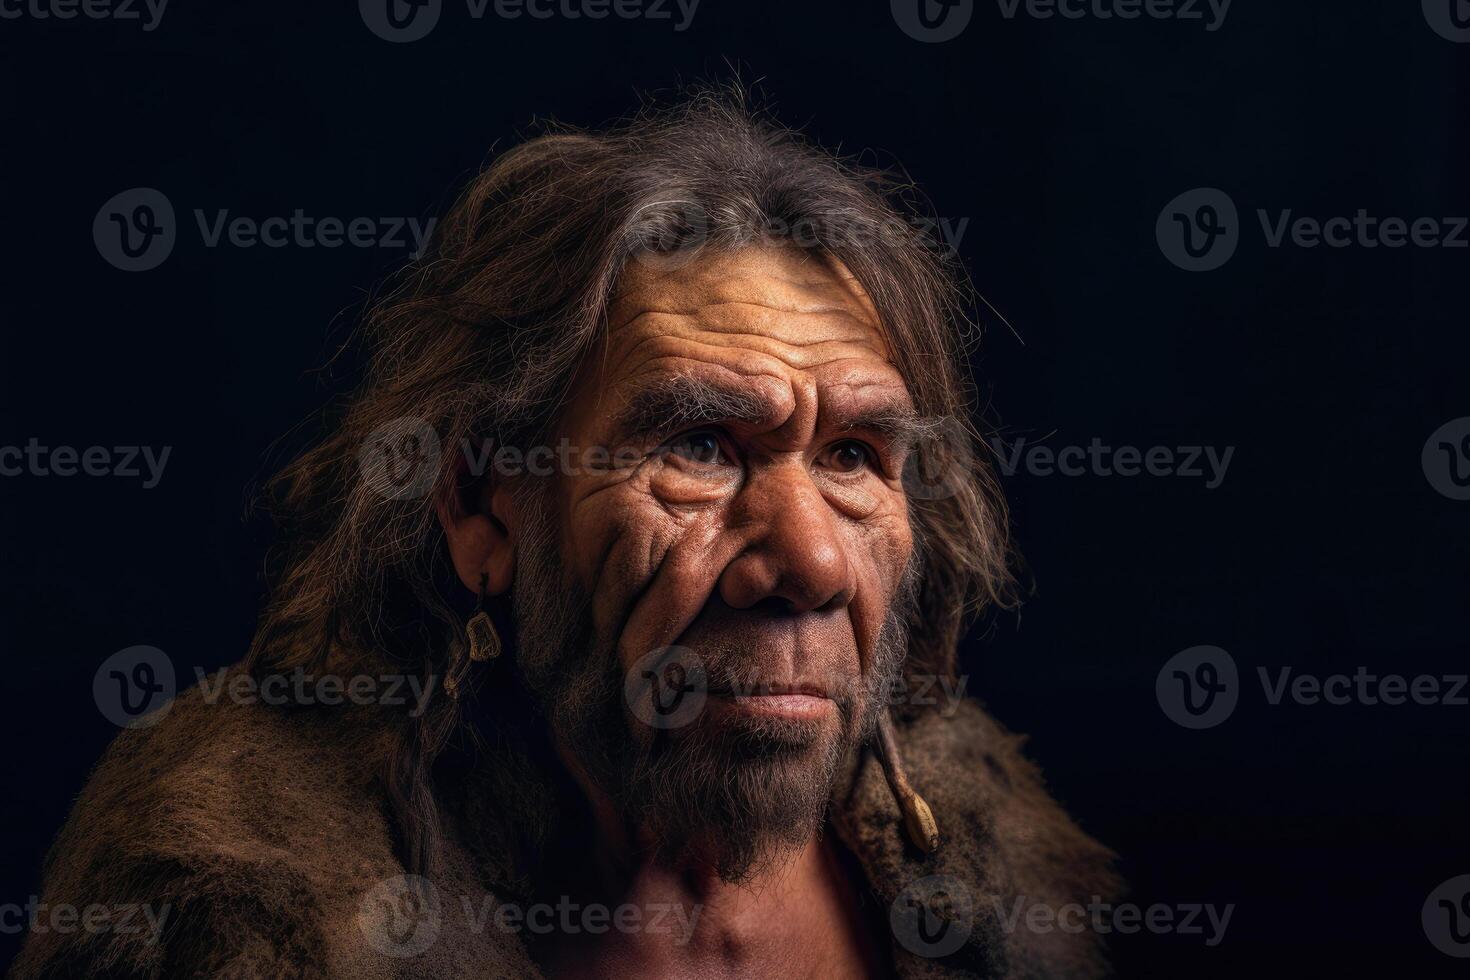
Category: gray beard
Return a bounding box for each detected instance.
[510,483,914,883]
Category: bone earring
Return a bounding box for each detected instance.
[444,574,501,701]
[875,711,940,854]
[465,572,501,663]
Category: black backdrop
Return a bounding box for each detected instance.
[1,2,1467,976]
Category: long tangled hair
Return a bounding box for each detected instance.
[246,85,1016,876]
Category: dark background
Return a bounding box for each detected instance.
[1,1,1466,976]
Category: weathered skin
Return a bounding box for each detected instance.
[15,246,1119,980]
[446,246,921,977]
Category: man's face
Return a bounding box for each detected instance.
[514,245,919,878]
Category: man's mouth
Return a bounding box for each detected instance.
[706,683,837,720]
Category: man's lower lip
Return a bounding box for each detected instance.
[709,693,834,719]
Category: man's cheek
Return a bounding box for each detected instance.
[616,514,744,677]
[574,488,725,654]
[857,505,914,591]
[848,519,914,666]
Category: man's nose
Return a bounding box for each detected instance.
[717,465,856,613]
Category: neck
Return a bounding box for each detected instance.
[536,745,882,979]
[543,825,874,978]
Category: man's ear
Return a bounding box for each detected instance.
[436,472,517,597]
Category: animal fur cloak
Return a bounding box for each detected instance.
[12,670,1117,978]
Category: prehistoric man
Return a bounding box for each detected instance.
[15,92,1116,979]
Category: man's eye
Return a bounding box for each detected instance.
[824,440,874,473]
[666,430,727,465]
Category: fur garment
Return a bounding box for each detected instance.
[12,671,1117,978]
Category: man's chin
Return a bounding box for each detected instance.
[624,708,851,883]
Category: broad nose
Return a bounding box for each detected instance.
[717,464,856,614]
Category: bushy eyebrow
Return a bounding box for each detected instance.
[614,374,774,441]
[829,404,932,454]
[613,372,932,454]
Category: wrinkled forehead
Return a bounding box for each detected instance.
[603,246,896,376]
